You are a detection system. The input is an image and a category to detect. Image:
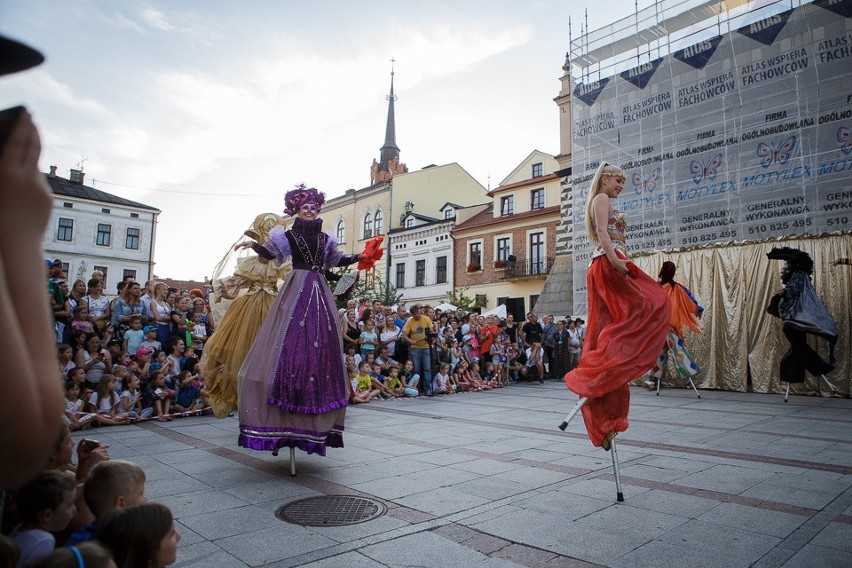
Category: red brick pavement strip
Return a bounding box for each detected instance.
[431,523,605,568]
[360,405,852,475]
[834,514,852,524]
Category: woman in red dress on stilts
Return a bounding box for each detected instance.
[564,162,670,450]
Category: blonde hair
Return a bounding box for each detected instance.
[584,162,624,244]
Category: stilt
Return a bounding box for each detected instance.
[289,447,297,477]
[819,374,837,394]
[686,376,701,398]
[610,438,625,502]
[558,397,588,431]
[784,382,790,403]
[655,376,661,396]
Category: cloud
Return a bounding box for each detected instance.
[140,8,173,32]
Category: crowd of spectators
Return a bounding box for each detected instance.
[46,260,216,427]
[339,297,586,400]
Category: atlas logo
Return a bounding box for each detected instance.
[690,154,723,184]
[756,135,797,168]
[631,167,660,195]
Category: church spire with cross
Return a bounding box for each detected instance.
[371,59,408,185]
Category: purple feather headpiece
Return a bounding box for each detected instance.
[284,184,326,216]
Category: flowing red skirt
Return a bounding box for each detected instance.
[564,255,670,447]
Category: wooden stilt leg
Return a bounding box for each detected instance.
[559,397,588,431]
[610,438,625,502]
[784,382,790,403]
[655,376,661,396]
[289,447,297,477]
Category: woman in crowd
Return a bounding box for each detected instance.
[235,185,363,457]
[112,280,146,333]
[341,308,361,354]
[82,278,111,336]
[550,319,573,381]
[191,296,214,336]
[149,282,173,346]
[381,318,402,360]
[564,162,670,450]
[74,332,112,390]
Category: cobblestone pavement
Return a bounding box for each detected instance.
[75,381,852,567]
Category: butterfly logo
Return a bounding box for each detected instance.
[756,135,796,168]
[689,153,722,185]
[838,127,851,155]
[631,167,660,195]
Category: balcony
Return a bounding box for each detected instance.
[500,256,555,280]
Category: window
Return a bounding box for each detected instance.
[130,212,139,218]
[125,228,140,250]
[57,218,73,241]
[374,210,383,236]
[405,217,414,228]
[529,232,545,274]
[530,188,544,210]
[444,209,454,219]
[500,195,514,216]
[436,256,447,284]
[61,262,70,275]
[363,213,373,239]
[532,162,543,177]
[415,260,426,287]
[63,202,73,208]
[123,269,137,281]
[469,242,482,267]
[530,294,540,310]
[496,237,511,261]
[96,223,111,247]
[336,220,345,243]
[101,208,111,214]
[94,265,108,284]
[396,263,405,288]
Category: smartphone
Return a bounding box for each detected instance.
[81,439,100,451]
[0,106,25,153]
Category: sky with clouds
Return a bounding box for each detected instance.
[0,0,654,279]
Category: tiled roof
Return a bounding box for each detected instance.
[46,174,160,212]
[453,205,559,232]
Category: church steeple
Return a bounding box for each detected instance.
[371,59,407,185]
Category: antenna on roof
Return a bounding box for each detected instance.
[76,156,88,172]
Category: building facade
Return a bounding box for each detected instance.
[43,167,160,291]
[452,151,562,320]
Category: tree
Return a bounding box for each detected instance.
[332,266,404,309]
[445,287,477,312]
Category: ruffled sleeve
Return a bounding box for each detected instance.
[260,225,292,266]
[323,233,359,269]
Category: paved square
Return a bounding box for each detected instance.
[74,383,852,567]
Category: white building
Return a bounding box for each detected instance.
[43,167,160,291]
[388,202,460,306]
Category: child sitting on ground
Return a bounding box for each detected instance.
[399,360,420,393]
[353,361,380,402]
[10,470,77,566]
[64,381,96,431]
[383,366,408,397]
[87,375,130,426]
[65,460,147,546]
[141,371,173,421]
[119,375,143,420]
[433,363,455,394]
[173,370,209,414]
[370,363,395,399]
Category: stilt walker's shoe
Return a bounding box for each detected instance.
[601,431,618,451]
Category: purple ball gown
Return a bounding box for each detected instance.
[238,217,358,455]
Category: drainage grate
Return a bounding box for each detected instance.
[275,495,387,527]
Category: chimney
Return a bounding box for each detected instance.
[69,169,85,185]
[49,165,57,177]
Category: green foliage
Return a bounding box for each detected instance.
[333,266,404,309]
[445,287,477,312]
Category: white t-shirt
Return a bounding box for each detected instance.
[11,526,54,567]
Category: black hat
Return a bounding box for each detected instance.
[767,247,813,275]
[0,34,44,77]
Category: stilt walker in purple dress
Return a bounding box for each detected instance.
[234,185,361,465]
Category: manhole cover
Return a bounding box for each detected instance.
[275,495,387,527]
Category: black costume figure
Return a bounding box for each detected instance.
[766,247,838,383]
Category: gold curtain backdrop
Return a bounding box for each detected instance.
[630,233,852,396]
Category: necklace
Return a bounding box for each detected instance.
[291,230,325,270]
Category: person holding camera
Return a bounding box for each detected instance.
[74,333,112,391]
[402,304,433,396]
